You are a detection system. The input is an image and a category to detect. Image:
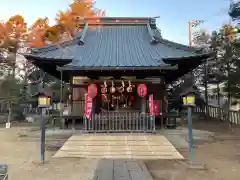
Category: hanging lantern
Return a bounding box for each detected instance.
[87,83,97,98]
[137,84,147,97]
[119,81,125,93]
[110,80,116,93]
[101,81,107,93]
[127,80,133,92]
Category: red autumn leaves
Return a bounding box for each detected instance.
[0,0,105,49]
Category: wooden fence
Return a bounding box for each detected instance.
[195,105,240,124]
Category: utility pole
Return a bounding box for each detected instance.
[226,18,233,128]
[188,21,193,47]
[188,20,204,47]
[188,20,210,118]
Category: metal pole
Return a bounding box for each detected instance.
[187,106,194,163]
[40,108,46,164]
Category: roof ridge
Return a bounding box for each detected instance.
[80,17,154,20]
[147,23,158,44]
[78,22,88,45]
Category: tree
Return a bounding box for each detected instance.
[0,76,23,122]
[55,0,105,41]
[28,17,51,48]
[224,32,240,99]
[0,15,28,123]
[28,0,105,48]
[208,24,240,127]
[0,0,105,124]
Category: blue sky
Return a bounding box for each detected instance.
[0,0,232,45]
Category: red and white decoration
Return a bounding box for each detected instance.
[148,94,160,116]
[84,94,93,120]
[153,100,160,115]
[137,84,147,97]
[148,94,154,115]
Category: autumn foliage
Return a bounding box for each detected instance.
[0,0,105,49]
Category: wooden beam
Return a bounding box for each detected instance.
[72,78,164,85]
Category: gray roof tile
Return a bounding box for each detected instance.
[27,25,199,69]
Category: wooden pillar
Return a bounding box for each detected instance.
[59,70,65,129]
[70,75,75,131]
[162,77,167,128]
[72,85,87,120]
[140,97,147,113]
[150,77,165,128]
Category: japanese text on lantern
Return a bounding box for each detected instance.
[84,95,92,120]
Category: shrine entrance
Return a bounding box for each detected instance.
[83,80,156,133]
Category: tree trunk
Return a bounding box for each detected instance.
[10,52,16,79]
[7,52,16,124]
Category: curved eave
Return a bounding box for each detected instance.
[23,54,73,65]
[23,54,72,82]
[162,52,213,65]
[164,52,213,83]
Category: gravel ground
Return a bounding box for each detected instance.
[1,120,240,180]
[0,126,99,180]
[145,120,240,180]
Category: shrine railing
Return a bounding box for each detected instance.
[84,111,156,133]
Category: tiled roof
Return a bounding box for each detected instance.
[24,17,206,70]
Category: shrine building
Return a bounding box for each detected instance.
[24,17,212,133]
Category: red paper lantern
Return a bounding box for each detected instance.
[137,84,147,97]
[87,84,97,98]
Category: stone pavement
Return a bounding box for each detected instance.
[94,159,153,180]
